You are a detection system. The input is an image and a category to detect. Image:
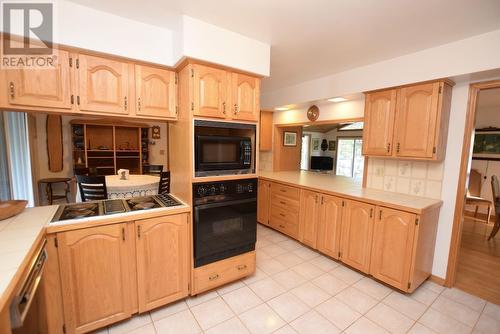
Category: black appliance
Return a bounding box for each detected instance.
[194,120,255,177]
[310,156,334,171]
[193,178,257,267]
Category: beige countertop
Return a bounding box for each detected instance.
[259,170,442,213]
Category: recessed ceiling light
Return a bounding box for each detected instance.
[327,97,348,103]
[274,107,290,111]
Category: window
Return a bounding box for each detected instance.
[336,138,364,181]
[339,122,364,131]
[300,134,311,170]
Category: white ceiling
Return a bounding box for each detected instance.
[68,0,500,94]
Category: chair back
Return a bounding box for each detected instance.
[492,175,500,206]
[76,175,107,202]
[158,171,170,195]
[143,164,164,176]
[468,169,482,197]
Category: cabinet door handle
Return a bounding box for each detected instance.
[396,142,400,153]
[234,104,238,114]
[137,97,141,111]
[315,195,318,203]
[9,82,15,98]
[124,96,128,111]
[279,213,285,217]
[137,225,141,239]
[209,274,219,281]
[237,265,247,271]
[370,208,373,218]
[280,201,286,205]
[379,210,383,220]
[386,143,391,152]
[321,196,324,205]
[122,227,125,241]
[222,101,226,114]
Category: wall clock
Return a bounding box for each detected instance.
[307,105,320,121]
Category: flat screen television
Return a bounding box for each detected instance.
[310,156,333,170]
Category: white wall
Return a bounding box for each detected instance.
[274,99,364,124]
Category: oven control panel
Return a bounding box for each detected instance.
[193,178,257,200]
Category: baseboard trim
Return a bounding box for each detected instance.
[429,275,446,286]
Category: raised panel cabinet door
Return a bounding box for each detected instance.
[395,82,440,158]
[316,195,343,259]
[257,180,271,225]
[362,89,397,156]
[340,200,375,273]
[299,189,320,248]
[136,214,189,312]
[192,65,227,119]
[78,54,129,114]
[57,223,132,334]
[5,49,72,109]
[135,65,176,118]
[231,73,260,121]
[370,207,416,291]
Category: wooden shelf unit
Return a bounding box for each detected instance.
[71,119,150,175]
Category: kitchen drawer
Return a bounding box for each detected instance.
[270,205,299,224]
[192,251,255,295]
[270,217,299,239]
[271,182,300,200]
[271,193,300,212]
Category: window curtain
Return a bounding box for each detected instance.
[0,113,11,200]
[3,112,34,206]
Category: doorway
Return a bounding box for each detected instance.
[447,81,500,304]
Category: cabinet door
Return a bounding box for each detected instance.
[340,200,375,273]
[395,82,440,158]
[135,65,176,118]
[316,195,343,259]
[370,207,416,291]
[258,180,271,225]
[58,224,132,334]
[299,189,320,248]
[362,89,397,156]
[78,54,129,114]
[192,65,227,119]
[136,214,189,312]
[260,111,273,151]
[231,73,260,121]
[5,49,72,110]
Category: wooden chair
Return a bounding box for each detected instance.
[143,164,164,176]
[158,171,170,195]
[488,175,500,240]
[76,175,108,202]
[465,169,492,225]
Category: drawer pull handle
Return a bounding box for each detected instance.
[279,224,285,228]
[279,213,285,217]
[237,265,247,271]
[209,274,219,281]
[280,201,286,205]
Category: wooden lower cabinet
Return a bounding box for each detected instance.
[257,179,271,225]
[316,195,343,259]
[299,189,320,248]
[135,214,189,312]
[339,200,375,273]
[57,223,133,334]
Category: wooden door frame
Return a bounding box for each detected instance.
[445,79,500,287]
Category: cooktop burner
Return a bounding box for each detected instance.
[57,202,100,221]
[126,196,162,211]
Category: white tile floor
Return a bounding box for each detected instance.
[97,223,500,334]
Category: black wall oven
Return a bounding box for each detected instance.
[194,120,255,177]
[193,178,257,267]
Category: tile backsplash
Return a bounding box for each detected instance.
[366,158,444,199]
[259,151,273,171]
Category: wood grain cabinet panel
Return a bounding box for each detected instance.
[192,64,228,119]
[340,200,375,273]
[395,82,440,158]
[57,223,133,334]
[135,65,177,119]
[231,73,260,121]
[362,89,397,156]
[299,189,320,248]
[370,207,416,291]
[77,54,129,115]
[5,49,72,110]
[260,111,273,151]
[316,195,343,259]
[258,180,271,225]
[135,214,189,312]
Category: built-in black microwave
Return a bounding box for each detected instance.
[194,120,255,177]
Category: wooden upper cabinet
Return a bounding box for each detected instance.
[231,73,260,121]
[57,223,132,334]
[135,214,189,312]
[362,89,397,156]
[370,207,416,291]
[135,65,177,119]
[395,82,440,158]
[340,200,375,273]
[299,189,320,248]
[260,111,273,151]
[4,49,72,110]
[192,65,228,119]
[257,179,271,225]
[316,194,343,259]
[77,54,129,114]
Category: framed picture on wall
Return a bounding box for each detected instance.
[328,140,336,151]
[473,128,500,160]
[312,138,320,151]
[283,131,297,146]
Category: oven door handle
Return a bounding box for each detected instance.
[194,197,257,210]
